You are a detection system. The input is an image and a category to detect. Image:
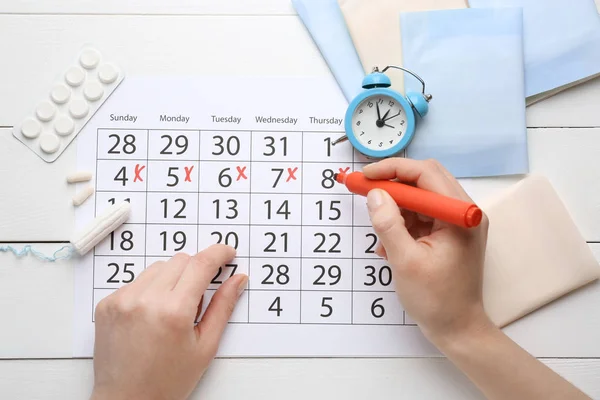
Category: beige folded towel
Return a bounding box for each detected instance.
[482,175,600,327]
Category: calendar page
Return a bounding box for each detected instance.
[73,76,438,357]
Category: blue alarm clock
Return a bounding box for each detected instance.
[337,66,432,159]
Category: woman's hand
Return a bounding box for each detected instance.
[91,245,247,400]
[364,158,591,400]
[363,158,492,345]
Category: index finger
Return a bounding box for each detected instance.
[362,158,472,201]
[173,244,236,304]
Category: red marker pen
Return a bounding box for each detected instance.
[335,171,482,229]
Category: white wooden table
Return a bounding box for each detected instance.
[1,1,600,398]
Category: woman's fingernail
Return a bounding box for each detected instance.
[367,189,383,212]
[237,275,248,298]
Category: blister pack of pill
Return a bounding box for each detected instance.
[13,47,125,163]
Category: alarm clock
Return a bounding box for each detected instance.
[338,66,432,159]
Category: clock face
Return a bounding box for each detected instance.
[350,95,408,152]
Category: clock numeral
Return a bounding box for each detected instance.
[378,142,383,148]
[377,98,384,105]
[389,101,395,107]
[368,101,374,108]
[360,131,365,136]
[398,132,403,136]
[368,140,372,145]
[359,109,364,114]
[389,140,394,144]
[400,120,405,126]
[356,121,361,126]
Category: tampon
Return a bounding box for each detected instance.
[67,171,93,183]
[72,186,94,206]
[71,201,131,256]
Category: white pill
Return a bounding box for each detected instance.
[72,186,95,206]
[67,171,93,183]
[65,66,86,87]
[51,84,71,104]
[80,48,101,69]
[84,81,104,101]
[54,116,75,136]
[69,99,89,119]
[36,101,56,122]
[21,118,42,139]
[98,63,118,84]
[39,134,61,154]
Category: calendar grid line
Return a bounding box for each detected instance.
[97,158,355,164]
[93,128,406,326]
[225,321,405,326]
[351,177,354,324]
[196,130,202,303]
[100,127,345,134]
[143,129,150,273]
[100,223,360,228]
[95,190,354,196]
[247,131,253,322]
[237,289,396,294]
[95,254,374,260]
[299,131,304,322]
[92,128,100,322]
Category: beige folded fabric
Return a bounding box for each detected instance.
[482,175,600,327]
[338,0,468,93]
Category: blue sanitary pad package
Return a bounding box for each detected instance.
[292,0,365,102]
[401,8,529,178]
[470,0,600,103]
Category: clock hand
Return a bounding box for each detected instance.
[381,109,391,121]
[383,111,402,122]
[376,103,382,122]
[384,123,395,129]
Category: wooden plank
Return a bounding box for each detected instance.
[527,128,600,242]
[2,15,600,128]
[0,15,325,127]
[0,0,295,15]
[0,244,74,358]
[1,125,598,239]
[0,358,598,399]
[2,0,598,16]
[0,4,599,398]
[504,264,600,357]
[0,129,75,241]
[527,77,600,128]
[0,244,597,359]
[4,127,599,242]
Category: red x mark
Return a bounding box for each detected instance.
[339,167,351,174]
[236,166,247,181]
[134,164,145,182]
[286,167,298,182]
[184,166,194,182]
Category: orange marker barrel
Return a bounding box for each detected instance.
[335,172,482,229]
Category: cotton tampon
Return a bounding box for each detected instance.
[72,186,94,206]
[67,171,93,183]
[71,201,131,256]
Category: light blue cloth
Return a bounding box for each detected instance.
[292,0,365,102]
[401,8,529,178]
[470,0,600,98]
